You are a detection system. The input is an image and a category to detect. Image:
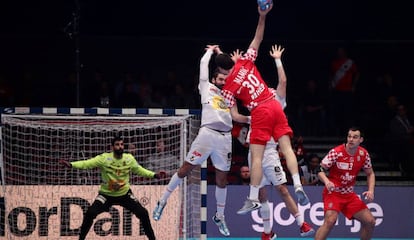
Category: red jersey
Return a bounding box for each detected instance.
[321,144,372,194]
[222,48,274,111]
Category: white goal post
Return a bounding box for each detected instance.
[0,112,202,240]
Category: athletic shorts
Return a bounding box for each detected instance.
[249,99,293,145]
[185,127,232,171]
[248,144,287,187]
[322,190,368,220]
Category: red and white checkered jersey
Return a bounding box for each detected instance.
[222,47,274,111]
[321,144,372,194]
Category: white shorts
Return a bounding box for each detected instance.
[248,145,287,188]
[185,127,232,171]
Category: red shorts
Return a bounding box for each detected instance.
[322,191,368,220]
[249,99,293,145]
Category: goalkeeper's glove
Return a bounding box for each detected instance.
[154,171,167,179]
[59,159,72,168]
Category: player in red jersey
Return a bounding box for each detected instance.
[215,4,309,214]
[315,127,376,240]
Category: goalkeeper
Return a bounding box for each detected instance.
[60,135,165,240]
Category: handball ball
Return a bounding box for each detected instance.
[257,0,272,11]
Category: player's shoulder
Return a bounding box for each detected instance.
[332,144,345,152]
[99,152,112,158]
[242,47,257,61]
[357,146,369,156]
[123,152,135,160]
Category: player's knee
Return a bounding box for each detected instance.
[215,180,227,188]
[276,185,289,196]
[363,215,376,229]
[177,163,194,178]
[324,215,338,228]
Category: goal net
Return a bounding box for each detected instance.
[0,113,202,240]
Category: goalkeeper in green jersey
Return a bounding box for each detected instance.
[60,135,165,240]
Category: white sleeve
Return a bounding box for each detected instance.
[198,49,214,92]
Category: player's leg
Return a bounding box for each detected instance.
[154,128,212,221]
[258,198,277,240]
[314,209,338,240]
[258,188,276,239]
[153,161,197,221]
[239,102,275,214]
[277,135,309,205]
[212,168,231,236]
[79,194,110,240]
[210,132,232,236]
[237,143,265,214]
[257,154,284,239]
[345,195,375,240]
[353,208,375,240]
[276,184,315,236]
[122,191,156,240]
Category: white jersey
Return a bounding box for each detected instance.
[184,49,233,171]
[198,49,232,132]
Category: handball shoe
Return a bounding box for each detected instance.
[212,214,230,236]
[294,185,310,205]
[261,231,277,240]
[237,198,261,215]
[300,221,315,237]
[153,200,166,221]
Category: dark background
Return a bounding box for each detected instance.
[0,0,413,108]
[1,0,414,177]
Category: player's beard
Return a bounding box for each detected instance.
[215,84,224,90]
[114,148,124,156]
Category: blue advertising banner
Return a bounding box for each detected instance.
[207,185,414,239]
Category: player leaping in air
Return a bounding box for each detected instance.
[215,3,309,215]
[232,44,315,240]
[152,44,250,237]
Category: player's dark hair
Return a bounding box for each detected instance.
[211,68,221,79]
[112,135,124,146]
[348,126,364,138]
[215,53,234,70]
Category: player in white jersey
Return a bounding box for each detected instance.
[244,45,314,240]
[153,45,249,237]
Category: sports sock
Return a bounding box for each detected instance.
[294,212,304,226]
[292,173,302,187]
[260,201,271,234]
[160,173,182,202]
[215,186,227,217]
[249,185,260,201]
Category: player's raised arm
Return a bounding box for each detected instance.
[199,45,218,83]
[269,44,287,99]
[249,3,273,51]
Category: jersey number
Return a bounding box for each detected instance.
[242,74,260,94]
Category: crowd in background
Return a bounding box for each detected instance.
[1,40,413,181]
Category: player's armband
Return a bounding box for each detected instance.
[315,164,327,174]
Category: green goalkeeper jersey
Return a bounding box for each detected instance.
[71,152,155,197]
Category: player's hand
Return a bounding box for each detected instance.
[206,44,219,53]
[269,44,285,59]
[258,3,273,15]
[362,190,374,202]
[59,159,72,168]
[154,171,167,179]
[230,49,243,63]
[325,181,335,193]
